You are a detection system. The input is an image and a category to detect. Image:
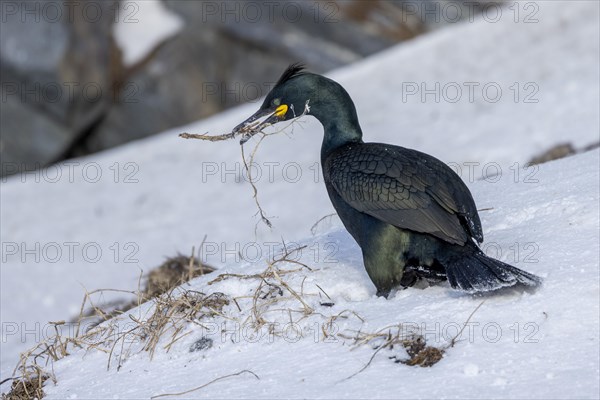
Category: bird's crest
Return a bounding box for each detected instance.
[275,63,306,88]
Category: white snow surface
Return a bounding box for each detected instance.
[113,0,184,66]
[1,1,599,398]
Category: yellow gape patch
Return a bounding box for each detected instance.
[274,104,288,118]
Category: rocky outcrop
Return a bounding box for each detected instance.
[3,0,498,177]
[1,0,120,174]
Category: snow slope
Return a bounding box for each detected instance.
[1,0,599,396]
[41,149,600,399]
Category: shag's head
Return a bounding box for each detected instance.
[233,63,362,147]
[233,63,309,135]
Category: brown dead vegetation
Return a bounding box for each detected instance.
[75,254,215,327]
[3,245,478,399]
[1,374,47,400]
[3,252,214,399]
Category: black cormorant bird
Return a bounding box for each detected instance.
[234,64,542,297]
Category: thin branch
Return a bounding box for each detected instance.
[310,213,337,235]
[447,300,486,348]
[241,136,273,229]
[179,132,235,141]
[180,101,311,230]
[151,370,259,399]
[341,341,388,381]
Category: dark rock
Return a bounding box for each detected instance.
[2,0,494,174]
[0,0,120,176]
[0,83,72,174]
[189,337,213,352]
[79,0,427,153]
[163,0,427,68]
[80,27,295,153]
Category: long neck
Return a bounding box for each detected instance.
[319,108,363,158]
[302,75,363,159]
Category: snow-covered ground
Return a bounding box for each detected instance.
[1,1,599,398]
[41,149,600,399]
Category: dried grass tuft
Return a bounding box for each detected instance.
[145,254,215,298]
[3,251,216,398]
[340,324,445,380]
[3,241,482,397]
[1,371,48,400]
[75,253,214,328]
[139,290,230,361]
[207,243,320,335]
[180,101,311,229]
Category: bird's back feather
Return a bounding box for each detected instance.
[324,142,483,245]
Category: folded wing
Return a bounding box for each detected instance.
[325,143,483,245]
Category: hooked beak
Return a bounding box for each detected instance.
[233,104,289,143]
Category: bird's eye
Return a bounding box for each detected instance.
[272,98,281,106]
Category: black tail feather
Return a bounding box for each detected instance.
[444,250,542,293]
